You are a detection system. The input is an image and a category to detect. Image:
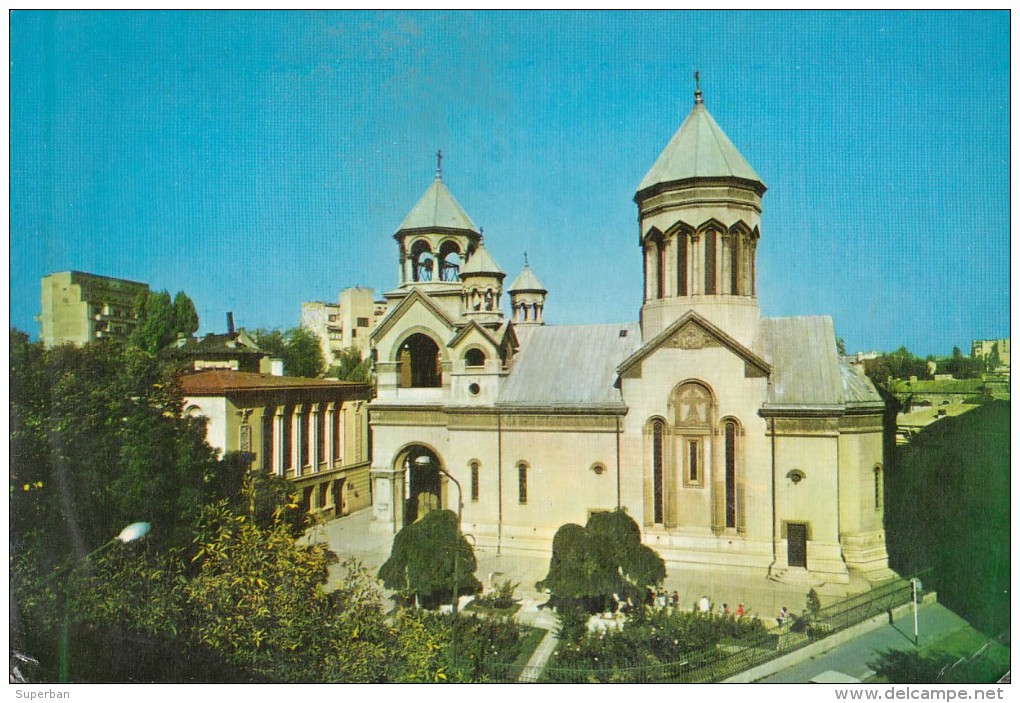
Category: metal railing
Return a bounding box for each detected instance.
[479,577,918,683]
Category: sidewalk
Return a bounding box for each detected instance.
[309,509,886,623]
[758,602,970,683]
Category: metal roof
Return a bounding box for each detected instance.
[508,263,547,292]
[757,316,846,407]
[497,323,641,408]
[460,243,504,276]
[637,102,764,194]
[397,177,478,233]
[839,360,884,407]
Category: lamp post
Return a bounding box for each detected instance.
[910,577,923,647]
[59,522,151,683]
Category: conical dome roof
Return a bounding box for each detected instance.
[460,244,504,277]
[637,97,764,198]
[509,263,546,292]
[397,177,478,233]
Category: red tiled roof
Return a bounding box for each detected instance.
[179,370,366,394]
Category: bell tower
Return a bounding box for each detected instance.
[394,151,481,289]
[635,75,766,346]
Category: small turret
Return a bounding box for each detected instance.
[459,241,505,323]
[508,254,547,326]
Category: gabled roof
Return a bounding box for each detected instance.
[370,288,457,342]
[460,244,504,276]
[617,311,771,378]
[757,316,846,410]
[447,319,501,350]
[497,323,641,409]
[637,100,765,198]
[508,263,547,292]
[397,177,478,234]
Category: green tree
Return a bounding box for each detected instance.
[331,346,373,383]
[132,290,176,354]
[378,509,481,608]
[938,345,985,379]
[538,509,665,613]
[253,328,325,378]
[836,337,847,355]
[283,326,326,378]
[172,291,200,337]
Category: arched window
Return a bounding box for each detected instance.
[471,462,480,502]
[518,463,528,505]
[724,420,737,528]
[656,238,666,299]
[299,410,310,467]
[262,405,276,472]
[652,419,665,524]
[410,240,434,282]
[674,381,713,488]
[677,232,688,296]
[333,404,343,461]
[398,333,442,388]
[704,230,717,295]
[439,241,462,282]
[465,348,486,367]
[874,465,883,511]
[283,406,293,471]
[316,406,326,466]
[729,234,740,295]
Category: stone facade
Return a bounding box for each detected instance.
[367,88,892,590]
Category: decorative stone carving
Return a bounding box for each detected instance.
[671,324,718,350]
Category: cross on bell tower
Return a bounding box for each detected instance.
[435,149,443,180]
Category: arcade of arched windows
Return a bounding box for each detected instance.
[464,286,499,312]
[643,222,759,301]
[643,381,745,533]
[512,300,543,323]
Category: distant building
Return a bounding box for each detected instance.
[972,338,1010,368]
[300,287,386,366]
[165,313,272,373]
[179,369,373,519]
[37,271,149,347]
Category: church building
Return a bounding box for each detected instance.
[368,84,891,586]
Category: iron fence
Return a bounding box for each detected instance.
[478,575,920,683]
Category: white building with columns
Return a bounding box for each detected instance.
[180,370,373,519]
[368,84,892,591]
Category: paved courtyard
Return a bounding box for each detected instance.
[306,508,890,629]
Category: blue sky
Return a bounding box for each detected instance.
[10,11,1009,357]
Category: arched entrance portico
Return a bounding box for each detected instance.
[396,444,444,527]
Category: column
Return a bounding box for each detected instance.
[324,402,336,470]
[309,403,320,473]
[273,407,286,477]
[432,255,440,281]
[291,404,303,477]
